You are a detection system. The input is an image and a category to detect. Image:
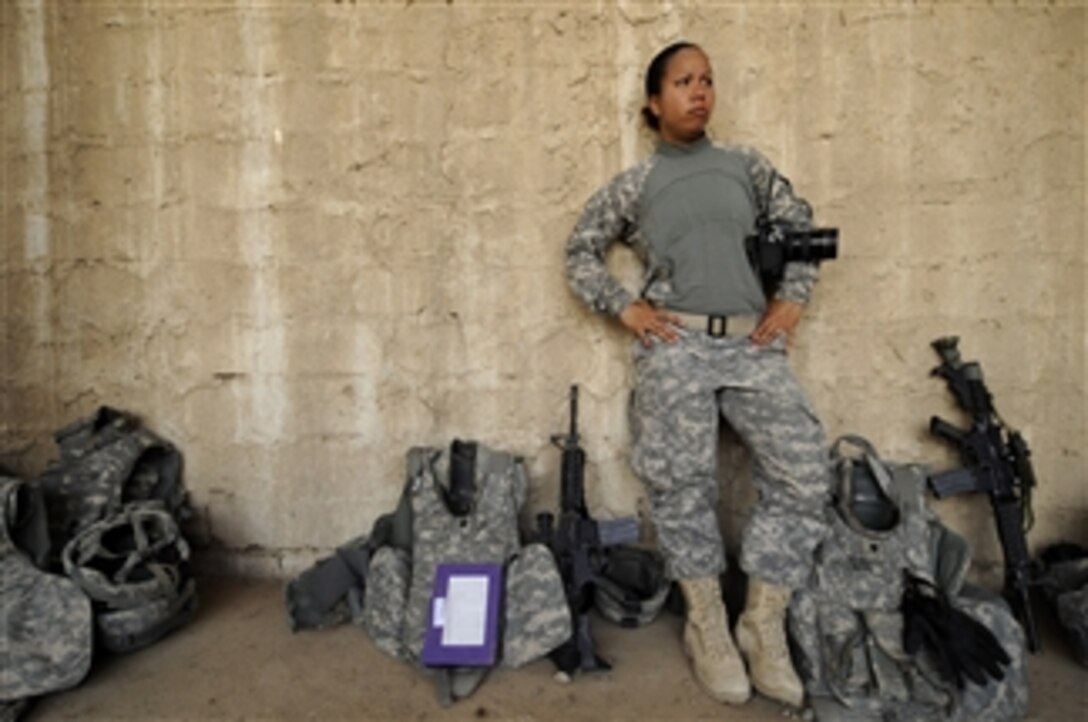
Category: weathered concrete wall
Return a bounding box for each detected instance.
[2,1,1084,579]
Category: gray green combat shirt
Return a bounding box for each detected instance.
[565,136,819,317]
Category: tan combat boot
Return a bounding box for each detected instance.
[678,577,751,705]
[735,577,805,708]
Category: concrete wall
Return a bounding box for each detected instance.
[2,1,1084,579]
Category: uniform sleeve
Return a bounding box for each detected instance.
[564,167,644,317]
[747,149,820,305]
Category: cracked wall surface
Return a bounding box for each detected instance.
[2,1,1085,578]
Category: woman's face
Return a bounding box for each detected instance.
[648,48,715,145]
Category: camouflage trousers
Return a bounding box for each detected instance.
[629,330,831,589]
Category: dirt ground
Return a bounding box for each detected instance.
[24,577,1087,721]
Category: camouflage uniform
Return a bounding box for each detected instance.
[566,136,830,589]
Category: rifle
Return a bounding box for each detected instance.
[535,385,639,676]
[926,336,1041,652]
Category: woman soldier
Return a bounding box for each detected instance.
[564,42,832,709]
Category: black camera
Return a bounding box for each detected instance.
[745,218,838,290]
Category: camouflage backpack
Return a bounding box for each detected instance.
[789,435,1029,722]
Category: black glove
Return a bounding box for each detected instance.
[901,571,1012,689]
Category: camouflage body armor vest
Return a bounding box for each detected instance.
[790,436,1029,722]
[36,407,188,555]
[0,476,92,710]
[363,441,570,669]
[36,407,197,654]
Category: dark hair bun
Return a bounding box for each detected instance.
[641,106,660,131]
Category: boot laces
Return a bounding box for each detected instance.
[689,584,732,659]
[707,630,734,660]
[752,614,790,662]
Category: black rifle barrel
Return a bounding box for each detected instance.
[993,498,1040,651]
[556,385,588,518]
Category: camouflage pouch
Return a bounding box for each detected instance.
[502,542,571,668]
[363,546,411,661]
[94,578,198,654]
[948,587,1029,722]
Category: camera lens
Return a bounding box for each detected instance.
[785,229,838,262]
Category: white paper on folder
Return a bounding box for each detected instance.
[432,597,446,628]
[441,574,490,647]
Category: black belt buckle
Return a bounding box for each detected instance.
[707,315,727,337]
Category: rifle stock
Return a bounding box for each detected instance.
[929,416,967,447]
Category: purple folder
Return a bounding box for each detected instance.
[420,562,504,667]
